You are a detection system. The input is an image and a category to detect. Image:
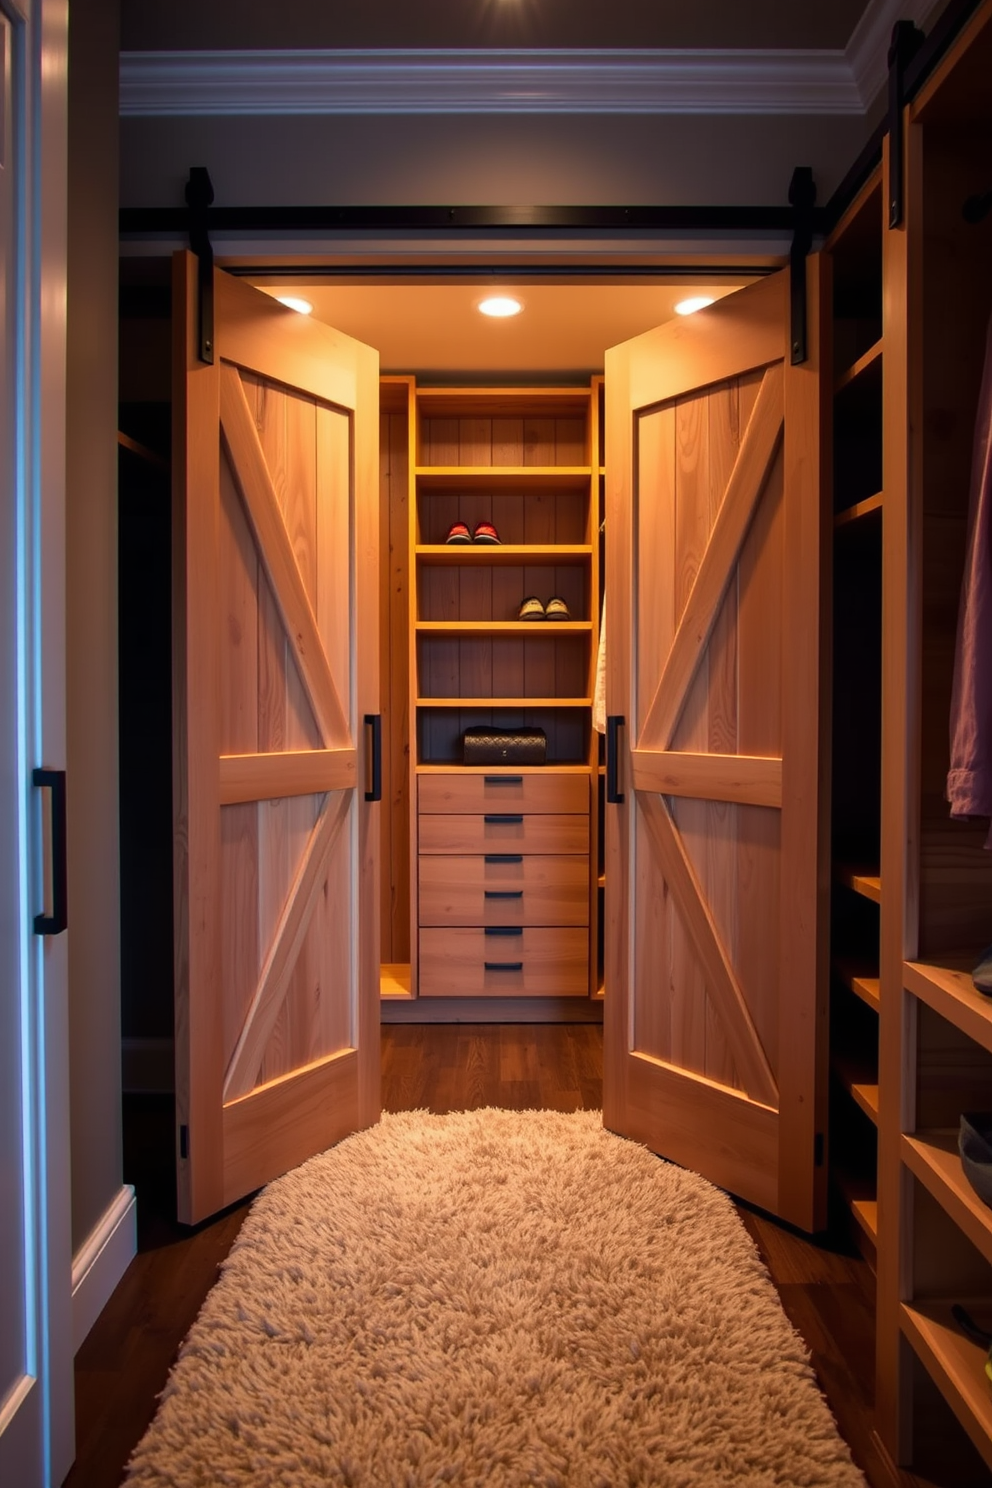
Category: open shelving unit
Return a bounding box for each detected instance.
[875,2,992,1477]
[377,378,605,1006]
[825,167,885,1268]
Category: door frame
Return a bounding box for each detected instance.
[0,0,74,1483]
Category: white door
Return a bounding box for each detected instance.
[0,0,74,1483]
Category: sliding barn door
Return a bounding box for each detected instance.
[173,256,380,1224]
[603,269,828,1231]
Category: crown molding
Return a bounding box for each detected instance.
[117,0,947,119]
[845,0,943,106]
[120,48,864,117]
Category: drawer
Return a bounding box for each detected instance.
[418,813,589,855]
[419,855,589,927]
[418,771,588,816]
[418,927,589,998]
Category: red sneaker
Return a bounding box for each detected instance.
[473,521,501,545]
[445,521,472,544]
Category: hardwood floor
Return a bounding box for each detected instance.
[65,1025,920,1488]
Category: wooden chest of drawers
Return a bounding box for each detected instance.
[416,770,590,998]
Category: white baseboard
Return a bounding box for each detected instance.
[122,1035,175,1093]
[71,1184,137,1352]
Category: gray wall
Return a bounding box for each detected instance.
[120,111,872,216]
[66,0,122,1253]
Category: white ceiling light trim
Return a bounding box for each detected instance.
[118,0,948,120]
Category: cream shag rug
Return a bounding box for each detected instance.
[127,1109,866,1487]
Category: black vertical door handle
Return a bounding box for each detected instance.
[606,715,625,804]
[364,714,382,802]
[33,767,67,934]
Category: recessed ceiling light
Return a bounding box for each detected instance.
[674,296,716,316]
[274,295,314,315]
[478,295,523,318]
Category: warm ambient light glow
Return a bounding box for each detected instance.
[674,296,716,316]
[478,295,523,318]
[275,295,314,315]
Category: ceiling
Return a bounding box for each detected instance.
[123,0,872,53]
[247,278,755,377]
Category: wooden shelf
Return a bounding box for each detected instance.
[598,872,606,889]
[415,467,592,490]
[835,1167,879,1246]
[833,957,881,1011]
[117,430,168,469]
[903,1130,992,1270]
[416,763,592,775]
[416,620,592,635]
[833,862,882,903]
[904,955,992,1057]
[834,492,883,529]
[834,338,883,394]
[901,1299,992,1474]
[380,963,412,999]
[416,697,591,709]
[416,544,593,564]
[832,1054,880,1124]
[415,389,591,418]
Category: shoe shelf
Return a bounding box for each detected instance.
[900,1299,992,1475]
[902,1129,992,1269]
[414,467,592,490]
[831,1052,880,1124]
[416,697,592,709]
[833,862,882,903]
[833,337,883,395]
[415,544,594,563]
[833,956,881,1011]
[415,619,592,634]
[904,955,992,1056]
[834,491,883,529]
[834,1164,879,1246]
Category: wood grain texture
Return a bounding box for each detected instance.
[639,362,784,753]
[418,853,589,927]
[631,750,782,807]
[637,792,778,1109]
[219,748,357,804]
[418,769,588,815]
[219,362,350,749]
[224,790,349,1101]
[418,812,589,856]
[222,1049,359,1209]
[776,253,829,1234]
[172,252,225,1224]
[418,926,589,998]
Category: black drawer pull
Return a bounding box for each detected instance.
[484,774,523,785]
[484,814,523,824]
[485,925,523,936]
[485,854,523,863]
[485,961,524,972]
[33,768,68,935]
[484,890,523,899]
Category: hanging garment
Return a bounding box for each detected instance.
[948,310,992,846]
[593,592,607,734]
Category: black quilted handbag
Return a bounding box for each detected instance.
[462,726,547,765]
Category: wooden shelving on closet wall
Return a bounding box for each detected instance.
[825,162,885,1280]
[875,0,992,1475]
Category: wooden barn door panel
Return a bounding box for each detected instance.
[173,257,380,1223]
[603,269,828,1231]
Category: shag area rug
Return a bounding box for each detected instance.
[127,1109,866,1487]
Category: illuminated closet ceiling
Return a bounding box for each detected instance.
[246,279,757,377]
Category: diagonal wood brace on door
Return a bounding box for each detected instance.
[185,166,215,364]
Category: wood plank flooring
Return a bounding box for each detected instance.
[65,1025,926,1488]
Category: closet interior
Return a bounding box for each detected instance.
[378,374,605,1011]
[116,0,992,1457]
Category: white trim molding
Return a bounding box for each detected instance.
[71,1185,137,1352]
[118,0,948,120]
[121,47,863,116]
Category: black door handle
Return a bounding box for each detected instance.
[364,714,382,802]
[606,715,625,804]
[484,814,524,824]
[33,768,67,935]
